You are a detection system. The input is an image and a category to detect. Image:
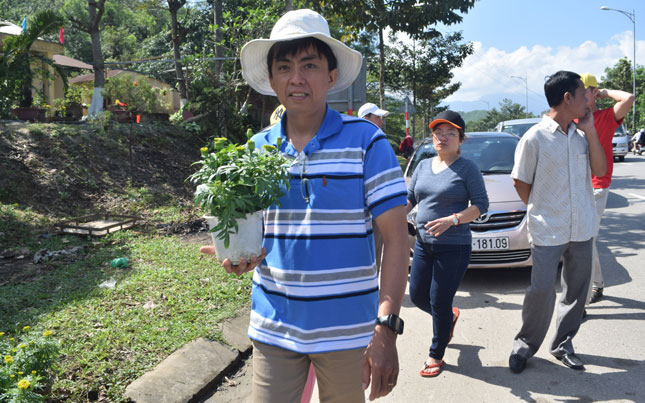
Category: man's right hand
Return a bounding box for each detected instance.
[577,107,596,133]
[199,246,266,276]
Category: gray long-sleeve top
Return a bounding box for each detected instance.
[408,157,489,245]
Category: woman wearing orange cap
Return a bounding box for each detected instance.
[406,110,488,377]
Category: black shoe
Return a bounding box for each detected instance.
[509,354,527,373]
[582,309,588,320]
[588,287,603,304]
[556,353,584,370]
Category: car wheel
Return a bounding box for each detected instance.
[618,156,625,162]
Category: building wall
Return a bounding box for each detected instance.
[0,34,65,116]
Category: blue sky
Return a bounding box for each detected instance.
[432,0,645,114]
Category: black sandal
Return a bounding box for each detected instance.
[589,286,603,304]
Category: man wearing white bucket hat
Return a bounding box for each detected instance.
[222,8,408,402]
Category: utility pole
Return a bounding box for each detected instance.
[511,75,528,115]
[601,6,637,133]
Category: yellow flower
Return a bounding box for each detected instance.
[22,326,30,331]
[0,332,4,337]
[18,343,27,349]
[42,330,53,337]
[32,370,37,375]
[10,374,14,378]
[9,337,14,341]
[4,355,13,364]
[12,349,16,353]
[17,379,30,389]
[18,371,23,375]
[115,99,121,105]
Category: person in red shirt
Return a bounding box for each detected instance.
[398,134,414,159]
[579,73,634,305]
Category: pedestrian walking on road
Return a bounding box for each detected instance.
[202,9,409,402]
[579,73,634,306]
[406,110,489,377]
[632,129,645,155]
[508,71,606,374]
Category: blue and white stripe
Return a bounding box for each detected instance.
[248,106,407,353]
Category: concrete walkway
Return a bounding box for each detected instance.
[124,309,251,403]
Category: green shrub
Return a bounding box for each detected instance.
[102,75,167,115]
[0,326,60,403]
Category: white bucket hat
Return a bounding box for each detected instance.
[358,103,390,118]
[240,9,363,96]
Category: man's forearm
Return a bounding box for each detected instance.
[375,206,408,316]
[604,89,635,122]
[585,126,607,177]
[513,179,532,205]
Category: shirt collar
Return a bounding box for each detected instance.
[269,104,343,155]
[541,115,577,136]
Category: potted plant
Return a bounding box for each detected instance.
[189,136,290,264]
[102,75,166,122]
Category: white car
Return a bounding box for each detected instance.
[405,132,532,269]
[494,118,541,137]
[612,123,628,162]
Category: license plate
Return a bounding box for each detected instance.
[472,236,509,251]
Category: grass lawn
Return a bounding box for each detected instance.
[0,203,252,402]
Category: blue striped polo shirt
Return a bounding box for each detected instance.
[248,106,407,353]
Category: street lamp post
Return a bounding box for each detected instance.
[511,75,528,115]
[601,6,636,133]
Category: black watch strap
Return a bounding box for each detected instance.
[375,314,404,335]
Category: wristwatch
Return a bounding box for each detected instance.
[452,213,460,226]
[375,314,404,335]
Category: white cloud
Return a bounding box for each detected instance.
[444,31,645,111]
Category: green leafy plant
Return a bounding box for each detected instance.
[0,326,60,403]
[189,136,290,247]
[102,74,167,115]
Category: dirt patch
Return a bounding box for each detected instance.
[0,120,204,216]
[0,257,54,285]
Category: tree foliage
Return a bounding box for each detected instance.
[598,57,644,132]
[376,32,472,138]
[305,0,477,108]
[468,99,534,132]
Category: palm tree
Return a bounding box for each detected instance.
[0,10,66,110]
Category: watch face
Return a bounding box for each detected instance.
[376,315,403,335]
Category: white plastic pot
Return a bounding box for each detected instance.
[204,211,263,265]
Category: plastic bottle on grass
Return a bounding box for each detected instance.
[110,257,129,268]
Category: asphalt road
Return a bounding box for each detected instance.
[206,154,645,403]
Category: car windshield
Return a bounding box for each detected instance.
[614,123,626,137]
[407,136,519,177]
[502,123,534,137]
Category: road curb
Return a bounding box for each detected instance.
[125,309,251,403]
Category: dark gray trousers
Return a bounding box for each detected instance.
[512,239,592,359]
